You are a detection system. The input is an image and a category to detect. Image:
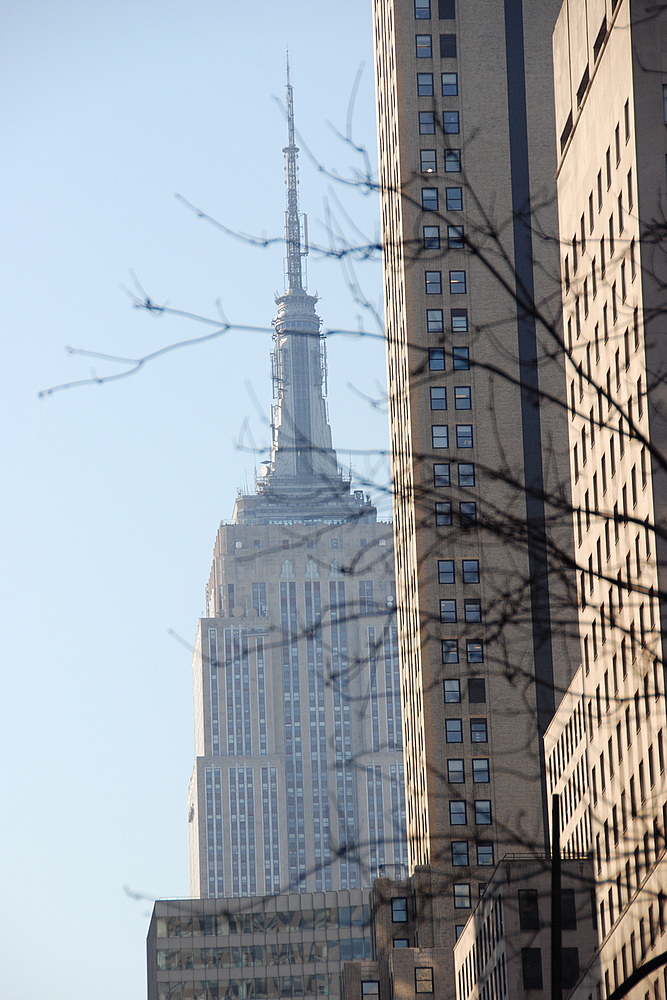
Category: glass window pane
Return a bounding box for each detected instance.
[449,800,467,824]
[464,598,481,621]
[447,759,465,783]
[458,463,475,487]
[445,719,463,742]
[420,149,437,173]
[470,718,488,742]
[462,559,479,582]
[416,34,433,57]
[429,348,445,370]
[430,386,447,409]
[446,187,463,210]
[424,225,441,249]
[444,678,461,702]
[427,308,444,332]
[453,346,470,368]
[456,424,473,447]
[472,758,489,783]
[442,72,458,95]
[475,799,492,824]
[433,464,451,488]
[436,501,452,524]
[426,270,442,293]
[440,598,456,622]
[454,386,471,409]
[448,225,464,249]
[419,111,436,134]
[432,425,449,448]
[466,642,484,664]
[451,841,469,865]
[442,639,459,663]
[417,73,434,96]
[454,883,471,908]
[449,270,467,294]
[422,188,439,210]
[451,309,468,332]
[445,149,461,172]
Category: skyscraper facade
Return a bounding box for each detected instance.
[364,0,578,973]
[186,68,407,900]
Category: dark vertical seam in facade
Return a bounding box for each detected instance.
[503,0,556,849]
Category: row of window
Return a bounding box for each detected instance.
[442,640,484,664]
[451,841,494,866]
[435,501,477,526]
[420,149,461,174]
[430,385,471,409]
[438,558,480,584]
[419,110,460,134]
[432,424,473,448]
[440,597,481,622]
[424,269,467,294]
[449,799,492,825]
[445,719,488,743]
[416,33,457,59]
[445,677,486,702]
[414,0,455,20]
[447,758,489,783]
[426,307,468,333]
[423,224,464,249]
[417,71,458,96]
[433,462,475,487]
[428,345,469,369]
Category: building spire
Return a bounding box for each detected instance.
[283,51,307,292]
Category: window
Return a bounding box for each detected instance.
[467,677,486,701]
[472,758,489,783]
[455,924,465,940]
[416,34,432,57]
[460,502,476,525]
[421,188,439,211]
[415,0,431,16]
[462,559,479,583]
[442,639,459,664]
[439,0,455,16]
[448,759,465,782]
[522,949,543,990]
[456,424,473,448]
[440,598,456,621]
[438,559,455,584]
[470,718,488,742]
[362,983,380,998]
[391,897,408,922]
[477,843,494,865]
[330,538,339,548]
[432,425,449,448]
[425,271,442,294]
[423,225,440,249]
[475,799,492,824]
[458,463,475,487]
[452,841,469,865]
[451,311,468,335]
[415,968,434,993]
[419,111,435,134]
[443,110,460,134]
[441,72,458,95]
[435,500,452,523]
[562,949,580,990]
[430,386,447,409]
[446,187,463,210]
[519,889,540,930]
[444,678,461,702]
[393,938,409,948]
[446,719,463,742]
[433,464,451,487]
[453,346,469,369]
[454,386,471,409]
[464,598,481,622]
[454,883,471,909]
[448,225,464,249]
[444,149,461,172]
[428,348,445,371]
[417,72,434,96]
[562,889,577,930]
[440,33,457,58]
[450,800,467,824]
[420,149,437,174]
[466,642,484,665]
[427,309,443,332]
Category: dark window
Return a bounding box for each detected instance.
[462,559,479,583]
[452,841,469,865]
[417,73,434,96]
[447,759,465,782]
[440,33,457,58]
[430,386,447,409]
[433,464,451,488]
[518,889,540,930]
[442,639,459,664]
[422,188,438,211]
[438,559,455,584]
[450,800,467,824]
[456,424,473,447]
[440,598,457,623]
[435,500,452,523]
[453,346,469,368]
[470,718,488,742]
[464,598,481,622]
[442,72,458,95]
[443,111,460,134]
[521,948,543,990]
[427,308,443,332]
[466,643,484,665]
[562,889,577,930]
[458,463,475,487]
[444,149,461,172]
[439,0,455,17]
[416,35,433,58]
[419,111,436,134]
[391,897,408,922]
[429,348,445,370]
[477,842,494,865]
[468,677,486,701]
[444,678,461,702]
[446,719,463,742]
[415,968,434,993]
[562,949,580,990]
[420,149,437,173]
[472,758,489,783]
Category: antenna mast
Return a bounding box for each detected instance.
[284,53,307,291]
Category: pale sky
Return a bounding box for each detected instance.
[0,2,388,997]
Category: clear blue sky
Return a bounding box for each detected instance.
[0,2,387,997]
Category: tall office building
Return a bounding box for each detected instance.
[542,2,667,998]
[186,68,407,900]
[345,0,580,987]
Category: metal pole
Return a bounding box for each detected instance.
[551,793,563,1000]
